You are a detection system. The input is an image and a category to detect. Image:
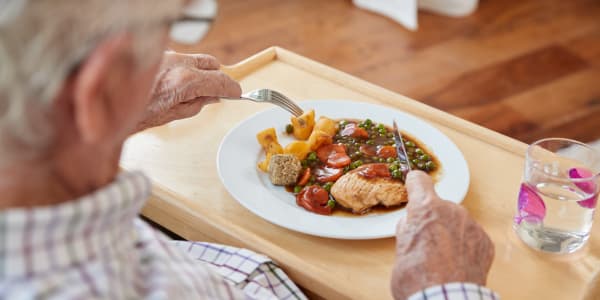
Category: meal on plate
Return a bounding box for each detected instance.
[256,110,438,216]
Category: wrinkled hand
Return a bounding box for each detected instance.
[137,51,242,131]
[391,171,494,300]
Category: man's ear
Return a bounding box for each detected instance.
[72,33,132,143]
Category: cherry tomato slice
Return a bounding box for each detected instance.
[376,145,397,158]
[296,185,332,215]
[317,144,351,168]
[297,168,311,186]
[359,144,377,156]
[357,163,392,179]
[327,152,351,168]
[339,123,369,138]
[314,166,344,183]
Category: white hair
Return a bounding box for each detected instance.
[0,0,184,166]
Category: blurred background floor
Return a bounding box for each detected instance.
[170,0,600,144]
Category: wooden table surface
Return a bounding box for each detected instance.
[172,0,600,144]
[121,48,600,300]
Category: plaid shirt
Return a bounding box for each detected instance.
[0,171,497,300]
[0,172,305,299]
[408,283,498,300]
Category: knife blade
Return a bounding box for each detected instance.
[392,120,412,172]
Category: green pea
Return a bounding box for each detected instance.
[286,124,294,134]
[366,140,375,145]
[389,164,399,172]
[419,154,430,161]
[365,119,373,126]
[307,152,317,161]
[294,185,303,193]
[351,160,363,169]
[415,148,424,155]
[411,159,419,165]
[339,120,348,127]
[404,141,415,147]
[417,162,425,170]
[323,182,333,192]
[391,169,402,179]
[425,161,436,171]
[327,199,336,209]
[386,157,395,163]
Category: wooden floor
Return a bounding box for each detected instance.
[170,0,600,143]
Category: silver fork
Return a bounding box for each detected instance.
[221,88,304,117]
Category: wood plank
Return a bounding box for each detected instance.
[452,102,538,139]
[358,0,600,100]
[452,69,600,143]
[503,69,600,125]
[424,45,588,110]
[523,105,600,143]
[564,30,600,66]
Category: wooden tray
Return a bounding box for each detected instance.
[121,47,599,300]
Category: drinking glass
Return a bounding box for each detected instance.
[513,138,600,254]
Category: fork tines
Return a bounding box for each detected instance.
[269,91,304,117]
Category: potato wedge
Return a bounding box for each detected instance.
[290,110,315,140]
[313,117,338,137]
[258,152,274,172]
[256,128,279,150]
[256,127,283,172]
[307,129,333,150]
[283,141,311,160]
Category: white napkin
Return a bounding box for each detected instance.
[353,0,478,31]
[354,0,418,30]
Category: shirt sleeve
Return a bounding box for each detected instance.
[172,241,307,300]
[408,283,499,300]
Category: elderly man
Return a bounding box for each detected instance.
[0,0,497,299]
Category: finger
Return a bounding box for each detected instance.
[181,96,220,107]
[161,51,220,70]
[395,214,407,235]
[405,170,437,213]
[177,69,242,100]
[171,100,208,120]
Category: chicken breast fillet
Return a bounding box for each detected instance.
[330,166,408,214]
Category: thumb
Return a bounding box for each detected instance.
[405,170,437,214]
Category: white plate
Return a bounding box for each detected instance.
[217,100,469,239]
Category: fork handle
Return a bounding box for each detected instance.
[219,96,256,101]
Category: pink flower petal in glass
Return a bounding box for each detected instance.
[515,183,546,224]
[578,196,597,209]
[568,167,595,193]
[568,167,598,209]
